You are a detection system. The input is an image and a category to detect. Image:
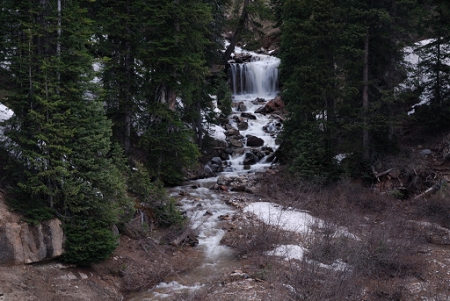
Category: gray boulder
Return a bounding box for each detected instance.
[246,135,264,147]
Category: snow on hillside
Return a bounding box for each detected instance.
[402,39,450,115]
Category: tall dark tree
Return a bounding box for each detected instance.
[276,0,346,180]
[413,0,450,131]
[276,0,419,179]
[3,0,129,265]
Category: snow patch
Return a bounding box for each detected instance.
[243,202,318,234]
[266,244,306,261]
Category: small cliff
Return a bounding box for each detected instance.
[0,193,64,265]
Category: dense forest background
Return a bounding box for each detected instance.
[0,0,449,265]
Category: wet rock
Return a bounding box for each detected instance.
[246,135,264,147]
[244,165,251,170]
[179,190,189,196]
[203,210,213,216]
[243,152,259,165]
[225,129,240,136]
[211,157,223,166]
[229,138,244,148]
[237,121,249,130]
[224,123,234,130]
[217,176,228,186]
[204,164,214,175]
[209,184,220,190]
[237,102,247,112]
[224,148,234,155]
[253,97,266,104]
[255,106,266,114]
[240,112,257,120]
[219,215,231,221]
[219,185,229,192]
[275,136,282,145]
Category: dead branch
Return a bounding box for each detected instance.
[413,182,442,200]
[371,166,393,181]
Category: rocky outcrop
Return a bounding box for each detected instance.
[0,201,64,265]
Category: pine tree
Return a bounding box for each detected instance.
[276,0,419,179]
[413,0,450,131]
[3,0,129,265]
[276,0,345,180]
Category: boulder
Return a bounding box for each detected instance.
[229,138,244,148]
[408,220,450,245]
[225,129,240,136]
[210,163,220,172]
[204,164,214,175]
[240,113,257,120]
[246,135,264,147]
[254,106,266,114]
[257,96,285,115]
[211,157,223,166]
[252,97,266,104]
[243,152,259,165]
[0,218,64,265]
[419,149,432,156]
[237,102,247,112]
[237,121,249,131]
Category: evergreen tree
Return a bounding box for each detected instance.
[276,0,419,179]
[3,0,129,265]
[413,0,450,131]
[223,0,272,62]
[276,0,345,180]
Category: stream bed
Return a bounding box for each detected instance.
[127,47,281,300]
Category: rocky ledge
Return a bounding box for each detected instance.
[0,197,64,265]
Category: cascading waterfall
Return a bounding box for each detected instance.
[229,54,280,97]
[128,49,281,301]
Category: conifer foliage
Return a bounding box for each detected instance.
[274,0,420,179]
[2,0,129,265]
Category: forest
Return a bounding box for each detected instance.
[0,0,449,266]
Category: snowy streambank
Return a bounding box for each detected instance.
[243,202,357,268]
[0,103,13,123]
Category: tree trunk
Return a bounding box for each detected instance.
[362,30,370,161]
[124,3,131,155]
[223,0,249,63]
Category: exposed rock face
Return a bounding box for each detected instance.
[0,201,64,265]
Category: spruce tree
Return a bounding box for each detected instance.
[413,0,450,131]
[276,0,419,179]
[276,0,344,180]
[3,0,129,265]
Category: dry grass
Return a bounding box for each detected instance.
[219,172,430,301]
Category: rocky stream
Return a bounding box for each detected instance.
[127,47,283,300]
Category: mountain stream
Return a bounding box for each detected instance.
[127,48,280,300]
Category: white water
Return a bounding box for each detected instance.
[223,46,281,175]
[229,54,280,97]
[128,49,280,300]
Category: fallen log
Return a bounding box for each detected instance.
[413,182,442,200]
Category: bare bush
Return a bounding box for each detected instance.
[415,185,450,228]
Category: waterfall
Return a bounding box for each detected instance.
[229,54,280,98]
[129,49,282,301]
